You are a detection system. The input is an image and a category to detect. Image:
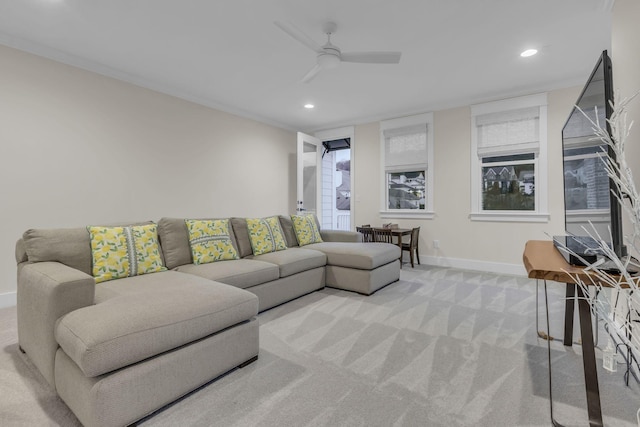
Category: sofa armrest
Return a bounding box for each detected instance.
[17,262,95,387]
[320,230,362,243]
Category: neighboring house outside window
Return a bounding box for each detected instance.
[562,105,611,235]
[470,93,549,222]
[380,113,434,219]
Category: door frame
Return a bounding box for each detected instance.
[314,126,355,230]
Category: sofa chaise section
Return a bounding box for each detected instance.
[16,226,259,427]
[54,272,259,427]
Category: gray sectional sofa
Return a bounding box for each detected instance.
[15,215,400,427]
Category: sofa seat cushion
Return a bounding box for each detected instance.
[55,271,258,378]
[249,248,326,278]
[174,259,279,289]
[304,242,400,270]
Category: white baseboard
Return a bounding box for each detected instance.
[420,254,528,277]
[0,292,17,309]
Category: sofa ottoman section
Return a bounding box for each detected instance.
[55,273,258,378]
[305,242,401,295]
[326,261,401,295]
[306,242,400,269]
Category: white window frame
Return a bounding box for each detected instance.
[470,93,549,222]
[380,112,434,219]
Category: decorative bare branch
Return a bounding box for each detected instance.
[561,90,640,360]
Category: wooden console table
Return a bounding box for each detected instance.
[523,240,603,427]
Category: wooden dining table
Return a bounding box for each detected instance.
[372,227,411,247]
[373,227,412,267]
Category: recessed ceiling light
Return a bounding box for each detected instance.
[304,104,315,109]
[520,49,538,58]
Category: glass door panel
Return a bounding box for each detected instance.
[297,132,322,215]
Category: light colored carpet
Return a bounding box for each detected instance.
[1,265,639,426]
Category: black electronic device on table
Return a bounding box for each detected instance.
[553,235,640,275]
[553,235,607,266]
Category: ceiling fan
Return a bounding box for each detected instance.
[274,21,402,83]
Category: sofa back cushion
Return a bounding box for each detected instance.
[158,217,240,269]
[291,214,324,246]
[278,215,299,248]
[246,216,288,256]
[184,219,239,264]
[15,239,28,264]
[279,214,322,247]
[88,224,166,283]
[22,227,94,275]
[231,216,293,257]
[230,217,253,258]
[22,221,156,276]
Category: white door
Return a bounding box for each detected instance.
[297,132,322,215]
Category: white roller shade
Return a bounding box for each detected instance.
[476,106,540,157]
[383,124,427,171]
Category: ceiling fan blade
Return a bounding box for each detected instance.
[340,51,402,64]
[301,64,321,83]
[274,21,323,53]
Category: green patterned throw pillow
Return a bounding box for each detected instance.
[291,214,323,246]
[246,216,288,256]
[185,219,239,264]
[88,224,166,283]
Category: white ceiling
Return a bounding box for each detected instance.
[0,0,612,132]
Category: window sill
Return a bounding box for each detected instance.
[380,211,435,220]
[469,211,549,223]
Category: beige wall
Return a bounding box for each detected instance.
[0,44,295,297]
[353,86,581,273]
[2,2,637,298]
[612,0,640,258]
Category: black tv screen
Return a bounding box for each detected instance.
[561,50,623,258]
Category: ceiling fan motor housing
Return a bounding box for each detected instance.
[274,20,401,82]
[318,46,341,69]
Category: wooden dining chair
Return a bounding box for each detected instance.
[356,226,375,243]
[401,227,421,268]
[373,228,394,244]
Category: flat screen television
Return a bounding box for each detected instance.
[560,50,624,264]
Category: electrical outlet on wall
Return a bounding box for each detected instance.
[433,240,440,249]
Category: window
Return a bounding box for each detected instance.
[470,94,549,222]
[482,153,535,210]
[380,113,434,219]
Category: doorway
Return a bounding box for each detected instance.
[320,139,351,231]
[296,127,354,231]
